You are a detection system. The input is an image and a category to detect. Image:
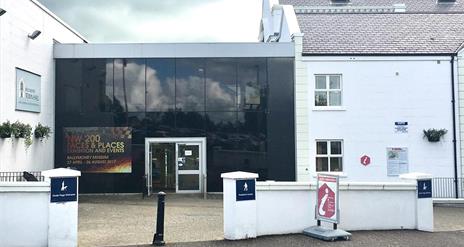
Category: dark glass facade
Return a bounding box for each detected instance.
[55,58,295,193]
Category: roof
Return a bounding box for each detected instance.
[30,0,87,42]
[297,13,464,55]
[280,0,464,13]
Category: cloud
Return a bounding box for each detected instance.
[38,0,262,42]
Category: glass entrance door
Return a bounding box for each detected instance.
[176,143,201,193]
[149,143,176,193]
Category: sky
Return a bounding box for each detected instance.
[38,0,263,43]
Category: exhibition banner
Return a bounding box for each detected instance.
[316,174,339,224]
[64,127,132,173]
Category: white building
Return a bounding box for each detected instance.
[0,0,86,172]
[1,0,464,194]
[261,0,464,184]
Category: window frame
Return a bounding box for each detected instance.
[315,139,344,172]
[314,74,343,107]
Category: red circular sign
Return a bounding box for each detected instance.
[361,155,371,166]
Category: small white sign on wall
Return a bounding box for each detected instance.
[185,150,192,156]
[387,147,408,176]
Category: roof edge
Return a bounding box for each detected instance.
[457,41,464,53]
[30,0,88,43]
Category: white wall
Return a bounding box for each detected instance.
[256,181,418,236]
[0,0,85,172]
[302,56,456,181]
[0,182,50,247]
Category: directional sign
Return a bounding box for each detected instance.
[360,155,371,166]
[417,179,432,199]
[236,179,255,201]
[316,174,339,223]
[50,177,77,203]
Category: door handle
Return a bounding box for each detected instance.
[177,157,185,167]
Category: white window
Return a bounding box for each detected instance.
[315,74,342,106]
[316,140,343,172]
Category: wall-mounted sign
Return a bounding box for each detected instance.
[394,122,408,133]
[50,177,77,203]
[387,147,408,176]
[418,179,432,199]
[236,179,255,201]
[316,174,339,224]
[16,68,41,113]
[360,155,371,166]
[63,127,132,173]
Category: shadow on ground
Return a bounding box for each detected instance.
[79,195,464,247]
[113,230,464,247]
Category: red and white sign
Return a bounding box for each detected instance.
[360,155,371,166]
[316,174,339,223]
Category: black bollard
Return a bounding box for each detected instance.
[153,192,166,246]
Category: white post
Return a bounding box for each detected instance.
[42,168,81,247]
[221,171,259,240]
[400,172,434,232]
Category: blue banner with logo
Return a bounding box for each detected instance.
[236,179,255,201]
[50,177,78,203]
[418,179,432,199]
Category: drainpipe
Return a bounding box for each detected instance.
[450,55,459,199]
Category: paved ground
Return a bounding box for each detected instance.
[78,194,223,247]
[78,195,464,247]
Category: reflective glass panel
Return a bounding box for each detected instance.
[178,174,199,190]
[238,58,267,111]
[146,112,176,137]
[330,157,343,171]
[146,59,175,111]
[317,141,327,154]
[205,59,236,111]
[315,92,327,106]
[56,59,83,113]
[316,157,328,172]
[177,144,200,170]
[329,75,341,89]
[175,59,205,111]
[330,141,342,155]
[114,59,146,112]
[82,59,113,112]
[175,111,205,137]
[329,92,341,106]
[315,76,326,89]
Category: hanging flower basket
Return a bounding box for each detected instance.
[34,123,52,142]
[423,128,447,142]
[11,121,33,148]
[0,121,12,138]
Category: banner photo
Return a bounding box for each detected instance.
[64,127,132,173]
[16,68,41,113]
[316,174,339,224]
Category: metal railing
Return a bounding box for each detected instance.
[432,177,463,198]
[0,171,44,182]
